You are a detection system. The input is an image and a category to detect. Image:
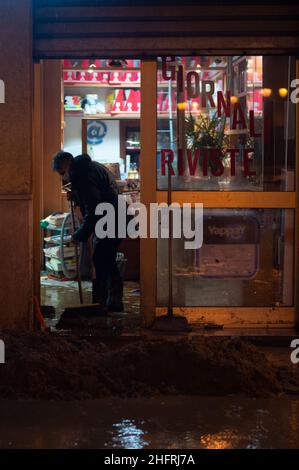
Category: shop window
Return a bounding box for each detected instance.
[157,209,294,307]
[157,56,296,191]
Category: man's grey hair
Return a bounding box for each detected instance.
[52,150,74,171]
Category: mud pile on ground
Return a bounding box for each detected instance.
[0,331,297,399]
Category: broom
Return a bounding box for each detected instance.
[59,192,105,321]
[152,164,191,332]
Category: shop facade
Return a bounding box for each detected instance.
[0,0,299,328]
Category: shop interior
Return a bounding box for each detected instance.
[39,55,296,329]
[40,59,144,329]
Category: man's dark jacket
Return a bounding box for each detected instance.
[70,154,119,243]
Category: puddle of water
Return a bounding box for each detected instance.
[40,278,140,330]
[0,396,298,449]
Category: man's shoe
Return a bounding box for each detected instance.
[107,277,124,312]
[107,301,124,312]
[92,279,108,314]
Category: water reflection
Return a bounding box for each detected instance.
[111,419,147,449]
[0,397,299,449]
[200,429,238,449]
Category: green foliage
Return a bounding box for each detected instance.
[185,112,229,156]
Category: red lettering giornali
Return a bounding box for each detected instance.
[217,91,231,118]
[201,81,215,108]
[177,65,184,94]
[162,57,176,81]
[187,71,200,99]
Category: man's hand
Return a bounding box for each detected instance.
[65,190,77,202]
[71,229,80,244]
[62,183,76,202]
[72,222,90,244]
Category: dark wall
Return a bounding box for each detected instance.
[0,0,33,328]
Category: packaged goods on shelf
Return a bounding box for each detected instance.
[64,95,82,111]
[40,212,70,230]
[45,258,76,275]
[44,234,73,245]
[41,212,77,280]
[43,246,76,259]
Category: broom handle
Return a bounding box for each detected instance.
[168,168,173,317]
[70,200,83,305]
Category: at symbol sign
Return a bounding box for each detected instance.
[87,120,107,145]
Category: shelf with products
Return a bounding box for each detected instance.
[63,59,140,68]
[117,176,140,205]
[64,86,141,116]
[65,70,182,89]
[65,83,140,88]
[65,79,178,89]
[64,69,141,87]
[65,112,141,119]
[66,86,233,118]
[119,120,140,174]
[40,212,78,281]
[65,111,176,119]
[65,58,237,93]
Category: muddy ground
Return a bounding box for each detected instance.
[0,330,298,399]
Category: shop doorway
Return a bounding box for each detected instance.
[34,55,298,330]
[39,59,142,330]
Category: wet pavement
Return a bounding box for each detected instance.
[34,276,299,449]
[41,276,140,332]
[0,396,299,449]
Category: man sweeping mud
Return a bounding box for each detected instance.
[52,151,123,312]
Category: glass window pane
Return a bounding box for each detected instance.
[157,56,296,191]
[157,209,294,307]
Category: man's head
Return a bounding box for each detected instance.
[52,151,74,182]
